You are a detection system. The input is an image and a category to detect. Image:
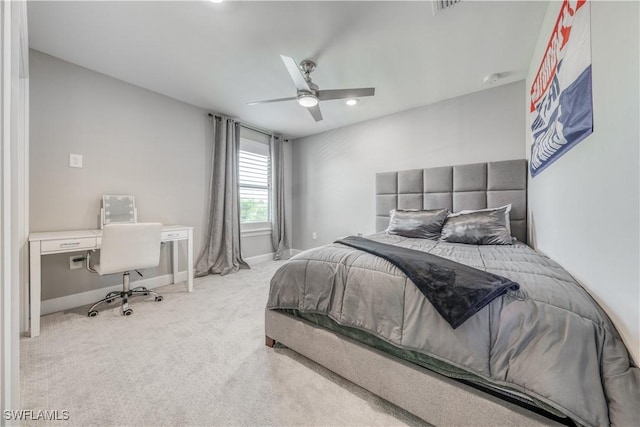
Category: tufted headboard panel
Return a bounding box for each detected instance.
[375,159,527,243]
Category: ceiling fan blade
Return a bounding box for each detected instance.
[280,55,311,92]
[308,104,323,122]
[247,97,297,106]
[318,88,375,101]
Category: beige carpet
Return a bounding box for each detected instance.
[21,260,427,426]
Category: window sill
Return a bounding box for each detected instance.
[241,222,272,238]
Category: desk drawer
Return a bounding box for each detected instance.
[41,237,97,253]
[162,229,188,241]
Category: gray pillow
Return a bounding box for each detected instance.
[440,205,513,245]
[387,209,450,240]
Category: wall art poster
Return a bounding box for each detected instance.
[530,0,592,177]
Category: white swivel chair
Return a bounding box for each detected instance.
[87,222,163,317]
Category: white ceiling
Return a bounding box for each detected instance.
[27,1,548,139]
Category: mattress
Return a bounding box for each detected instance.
[266,233,639,427]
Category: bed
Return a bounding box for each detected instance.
[264,160,639,427]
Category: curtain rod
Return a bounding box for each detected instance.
[208,113,278,139]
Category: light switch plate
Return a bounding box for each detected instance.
[69,153,83,168]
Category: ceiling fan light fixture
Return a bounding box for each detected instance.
[298,93,319,108]
[249,55,375,122]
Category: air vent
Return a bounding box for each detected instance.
[432,0,462,15]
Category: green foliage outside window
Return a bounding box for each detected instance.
[240,198,269,223]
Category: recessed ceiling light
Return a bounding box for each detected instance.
[346,99,359,106]
[209,0,224,3]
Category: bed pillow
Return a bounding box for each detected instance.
[387,208,450,240]
[440,205,513,245]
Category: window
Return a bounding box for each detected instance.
[239,136,270,225]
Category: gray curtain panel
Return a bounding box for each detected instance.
[270,135,289,260]
[195,115,249,276]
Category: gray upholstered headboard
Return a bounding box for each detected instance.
[375,159,527,243]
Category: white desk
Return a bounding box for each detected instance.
[28,225,194,337]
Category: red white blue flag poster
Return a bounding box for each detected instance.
[530,0,592,177]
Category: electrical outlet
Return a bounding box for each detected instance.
[69,153,83,168]
[69,256,83,270]
[312,232,317,240]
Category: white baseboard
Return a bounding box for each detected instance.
[245,248,301,264]
[244,252,275,264]
[244,249,302,264]
[41,271,188,316]
[41,250,299,315]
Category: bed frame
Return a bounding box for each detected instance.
[265,160,563,426]
[265,311,559,426]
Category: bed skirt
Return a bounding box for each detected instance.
[265,309,562,426]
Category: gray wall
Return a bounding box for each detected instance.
[30,50,279,301]
[525,1,639,363]
[291,81,525,250]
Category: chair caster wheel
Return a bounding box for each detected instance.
[143,293,149,296]
[123,309,133,316]
[155,296,163,302]
[88,310,98,317]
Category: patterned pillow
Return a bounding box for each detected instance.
[440,205,513,245]
[387,208,450,240]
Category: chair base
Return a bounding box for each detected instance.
[87,271,163,317]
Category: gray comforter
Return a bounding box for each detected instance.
[266,233,639,427]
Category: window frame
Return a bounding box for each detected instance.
[238,135,271,235]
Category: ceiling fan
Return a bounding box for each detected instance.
[248,55,375,122]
